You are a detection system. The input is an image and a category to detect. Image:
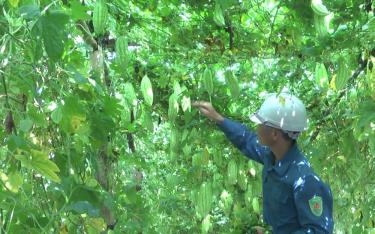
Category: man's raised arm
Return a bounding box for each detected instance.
[193,101,269,164]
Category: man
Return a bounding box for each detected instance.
[192,92,334,234]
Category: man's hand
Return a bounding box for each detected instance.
[252,226,265,234]
[192,101,224,124]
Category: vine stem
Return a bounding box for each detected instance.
[1,73,10,109]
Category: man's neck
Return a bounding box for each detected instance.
[271,141,294,163]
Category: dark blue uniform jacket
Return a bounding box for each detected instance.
[218,118,334,234]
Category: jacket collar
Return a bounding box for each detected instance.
[269,143,299,176]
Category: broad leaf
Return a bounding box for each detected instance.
[70,0,90,21]
[30,149,61,183]
[141,75,153,106]
[181,96,191,112]
[168,93,179,122]
[8,0,19,8]
[141,108,153,131]
[225,71,240,98]
[51,106,62,124]
[67,201,100,217]
[0,170,23,193]
[124,82,137,106]
[41,11,69,61]
[19,119,33,132]
[19,4,40,19]
[335,57,350,90]
[315,63,329,88]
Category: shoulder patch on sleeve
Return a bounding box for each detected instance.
[309,196,323,216]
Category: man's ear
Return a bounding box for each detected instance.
[271,128,279,140]
[276,129,286,141]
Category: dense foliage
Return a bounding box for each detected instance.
[0,0,374,233]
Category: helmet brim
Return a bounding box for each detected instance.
[249,113,263,124]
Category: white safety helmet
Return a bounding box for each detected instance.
[250,92,308,133]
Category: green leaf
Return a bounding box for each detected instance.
[170,128,179,153]
[124,82,137,106]
[121,101,131,125]
[116,36,128,69]
[335,57,350,90]
[70,0,90,21]
[356,101,375,131]
[14,153,32,169]
[124,184,142,204]
[30,149,61,183]
[0,170,23,193]
[182,144,191,156]
[201,214,212,234]
[8,171,23,193]
[19,4,40,19]
[32,162,61,183]
[168,93,179,122]
[62,96,85,116]
[51,106,62,124]
[140,75,153,106]
[315,63,329,88]
[7,135,28,152]
[69,66,88,84]
[41,11,69,61]
[196,182,212,219]
[173,81,182,96]
[90,113,116,145]
[181,96,191,112]
[60,97,86,133]
[67,201,100,217]
[252,197,260,214]
[216,0,238,9]
[225,71,240,98]
[352,226,363,234]
[92,0,108,36]
[28,107,47,127]
[65,184,102,208]
[8,0,19,8]
[202,67,214,95]
[19,119,33,132]
[141,108,153,132]
[366,17,375,32]
[31,151,59,171]
[213,4,225,27]
[103,95,121,117]
[244,185,253,208]
[24,39,43,63]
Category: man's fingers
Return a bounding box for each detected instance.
[192,101,203,108]
[191,101,202,106]
[197,107,209,114]
[252,226,264,234]
[192,101,210,108]
[200,109,210,115]
[193,101,217,120]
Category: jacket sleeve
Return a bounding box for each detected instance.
[217,118,269,164]
[292,174,334,234]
